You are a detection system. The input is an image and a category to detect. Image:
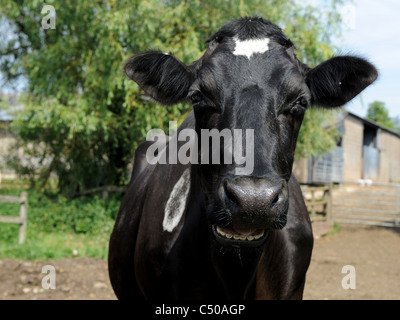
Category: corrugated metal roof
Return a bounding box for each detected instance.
[346,111,400,138]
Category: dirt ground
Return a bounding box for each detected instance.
[0,225,399,300]
[304,224,400,300]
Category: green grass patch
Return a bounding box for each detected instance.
[327,221,341,236]
[0,180,120,260]
[0,231,111,260]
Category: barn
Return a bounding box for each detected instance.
[0,93,22,181]
[293,111,400,184]
[0,110,16,180]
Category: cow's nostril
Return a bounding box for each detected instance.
[220,178,288,223]
[224,183,240,210]
[270,194,280,208]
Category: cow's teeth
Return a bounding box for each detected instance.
[216,226,226,236]
[254,231,264,240]
[216,226,265,241]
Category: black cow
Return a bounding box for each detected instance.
[109,17,377,299]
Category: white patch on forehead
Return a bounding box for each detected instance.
[163,168,191,232]
[232,37,270,59]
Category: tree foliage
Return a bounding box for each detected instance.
[366,100,398,132]
[0,0,346,195]
[393,117,400,135]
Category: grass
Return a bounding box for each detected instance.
[327,221,341,236]
[0,230,110,260]
[0,179,119,260]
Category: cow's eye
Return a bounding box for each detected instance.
[279,96,308,121]
[287,96,308,116]
[295,96,309,108]
[189,89,219,113]
[189,91,203,104]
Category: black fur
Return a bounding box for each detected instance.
[206,16,293,47]
[306,56,378,107]
[124,51,195,105]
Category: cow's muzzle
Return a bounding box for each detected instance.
[212,177,289,247]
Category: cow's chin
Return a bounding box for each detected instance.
[207,198,288,248]
[212,224,269,247]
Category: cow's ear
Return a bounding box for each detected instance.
[124,51,195,105]
[305,56,378,108]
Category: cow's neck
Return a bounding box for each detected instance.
[188,165,264,299]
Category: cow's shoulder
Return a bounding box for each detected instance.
[129,111,196,184]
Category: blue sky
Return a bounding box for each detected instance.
[331,0,400,119]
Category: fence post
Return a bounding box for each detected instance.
[327,183,333,221]
[396,186,400,228]
[311,188,319,222]
[18,192,28,244]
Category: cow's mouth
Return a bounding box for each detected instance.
[212,225,268,247]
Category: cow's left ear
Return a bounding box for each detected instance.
[305,56,378,108]
[124,51,196,105]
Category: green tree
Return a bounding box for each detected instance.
[367,101,396,131]
[393,116,400,135]
[0,0,347,195]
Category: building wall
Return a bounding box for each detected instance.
[379,130,400,182]
[292,157,308,184]
[0,137,18,179]
[292,114,400,184]
[342,116,364,181]
[0,136,16,155]
[0,121,18,177]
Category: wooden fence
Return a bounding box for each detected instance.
[301,184,333,222]
[332,182,400,228]
[0,192,28,244]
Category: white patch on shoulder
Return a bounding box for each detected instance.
[232,37,270,59]
[163,168,191,232]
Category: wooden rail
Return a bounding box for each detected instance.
[301,184,333,222]
[0,192,28,244]
[71,185,127,198]
[332,182,400,228]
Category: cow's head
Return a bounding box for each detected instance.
[125,17,377,247]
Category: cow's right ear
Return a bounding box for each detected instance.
[305,56,378,108]
[124,51,195,105]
